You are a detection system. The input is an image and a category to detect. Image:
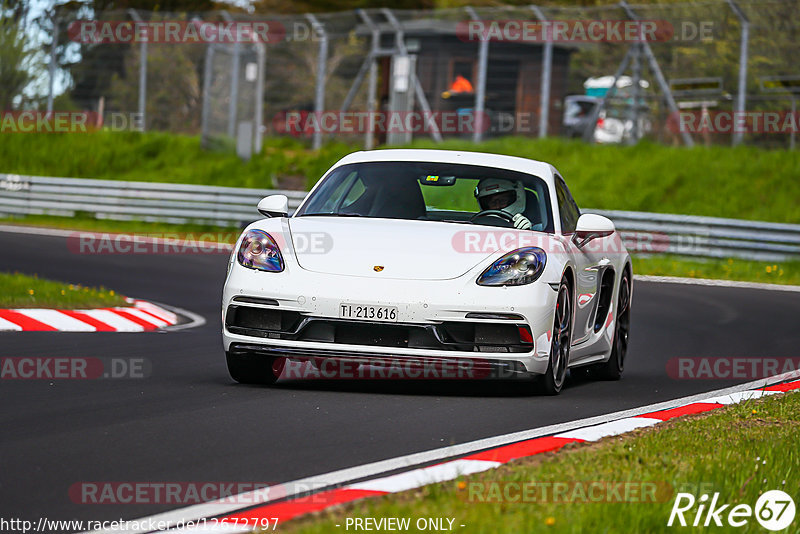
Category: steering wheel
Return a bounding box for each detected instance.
[469,209,515,224]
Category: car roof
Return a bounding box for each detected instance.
[330,149,557,185]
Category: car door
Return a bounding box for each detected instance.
[554,176,605,348]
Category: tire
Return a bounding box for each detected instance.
[536,279,572,395]
[594,270,631,380]
[226,351,284,385]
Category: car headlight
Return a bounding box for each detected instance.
[477,247,546,286]
[236,230,284,272]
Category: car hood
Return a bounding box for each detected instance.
[287,217,504,280]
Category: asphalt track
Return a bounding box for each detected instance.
[1,229,799,530]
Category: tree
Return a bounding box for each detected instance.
[0,1,42,109]
[108,40,202,132]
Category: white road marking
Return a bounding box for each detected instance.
[13,309,96,331]
[349,459,501,494]
[0,316,23,331]
[117,308,168,328]
[634,274,800,293]
[154,301,207,331]
[134,300,179,324]
[81,310,145,332]
[555,417,662,442]
[703,389,779,405]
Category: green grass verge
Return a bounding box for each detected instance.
[0,132,353,190]
[280,391,800,534]
[632,254,800,286]
[0,271,129,309]
[2,133,799,223]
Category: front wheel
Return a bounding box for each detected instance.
[536,279,572,395]
[226,351,284,385]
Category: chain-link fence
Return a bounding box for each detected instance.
[21,0,800,153]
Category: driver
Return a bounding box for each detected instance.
[474,178,532,230]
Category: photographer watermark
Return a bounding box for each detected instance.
[462,480,674,503]
[0,357,150,380]
[450,229,705,256]
[457,19,713,43]
[0,111,143,133]
[68,231,332,255]
[673,110,800,135]
[668,490,795,530]
[70,480,355,506]
[279,358,525,381]
[667,357,800,380]
[275,110,490,136]
[68,20,285,44]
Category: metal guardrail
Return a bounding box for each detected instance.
[1,173,799,262]
[587,209,800,262]
[0,173,307,226]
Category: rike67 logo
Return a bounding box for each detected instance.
[668,490,796,531]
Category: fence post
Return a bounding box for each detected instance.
[228,42,241,138]
[466,7,488,143]
[382,8,442,143]
[47,12,58,114]
[201,44,214,148]
[727,0,749,147]
[222,12,240,139]
[254,42,265,155]
[530,5,552,138]
[306,14,328,151]
[620,1,694,147]
[629,42,641,144]
[357,9,379,150]
[128,9,147,131]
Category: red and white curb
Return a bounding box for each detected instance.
[86,371,800,533]
[0,299,180,332]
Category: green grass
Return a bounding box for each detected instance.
[0,132,354,190]
[632,254,800,286]
[280,391,800,534]
[2,133,799,222]
[0,271,129,309]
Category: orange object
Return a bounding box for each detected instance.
[449,75,473,93]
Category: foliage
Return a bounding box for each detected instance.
[0,271,129,308]
[0,2,41,110]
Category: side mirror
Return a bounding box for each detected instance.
[572,213,615,248]
[257,195,289,218]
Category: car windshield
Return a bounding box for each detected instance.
[295,161,554,232]
[565,99,597,121]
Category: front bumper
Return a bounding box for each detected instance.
[222,263,559,375]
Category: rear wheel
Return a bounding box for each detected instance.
[226,351,284,385]
[537,279,571,395]
[594,270,631,380]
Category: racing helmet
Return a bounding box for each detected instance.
[474,178,526,214]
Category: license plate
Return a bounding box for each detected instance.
[339,303,399,322]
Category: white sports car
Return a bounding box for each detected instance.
[222,149,632,394]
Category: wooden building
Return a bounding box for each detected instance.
[367,19,576,139]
